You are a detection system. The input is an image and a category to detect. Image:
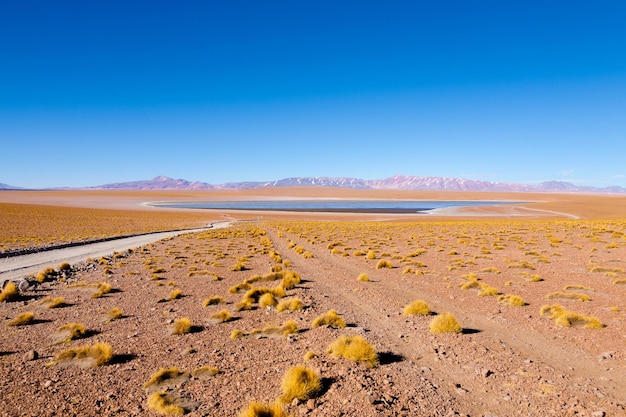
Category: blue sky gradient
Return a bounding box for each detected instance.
[2,1,625,188]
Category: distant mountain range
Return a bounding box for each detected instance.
[2,175,625,193]
[83,175,626,193]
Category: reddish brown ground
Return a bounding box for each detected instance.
[1,189,625,416]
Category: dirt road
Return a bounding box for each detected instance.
[0,222,232,282]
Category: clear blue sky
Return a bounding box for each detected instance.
[2,1,625,189]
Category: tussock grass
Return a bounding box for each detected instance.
[106,307,123,321]
[276,298,304,313]
[403,300,432,316]
[55,322,86,343]
[170,318,193,335]
[40,296,66,309]
[478,283,499,296]
[91,282,112,298]
[303,351,317,361]
[279,365,321,403]
[311,309,346,329]
[540,304,603,328]
[7,311,34,326]
[203,296,226,307]
[497,294,526,306]
[167,289,182,301]
[239,401,289,417]
[0,281,18,302]
[146,392,187,415]
[191,366,219,380]
[429,312,462,334]
[357,273,370,282]
[375,259,393,269]
[231,320,299,339]
[53,342,113,368]
[544,291,590,302]
[259,293,278,308]
[210,309,233,323]
[326,335,378,368]
[144,367,190,392]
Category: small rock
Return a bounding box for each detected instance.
[502,395,511,401]
[291,398,299,407]
[591,411,606,417]
[306,399,316,410]
[23,350,38,361]
[43,380,52,388]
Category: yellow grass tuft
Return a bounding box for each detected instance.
[146,392,186,415]
[375,259,393,269]
[429,312,462,334]
[497,294,526,306]
[303,351,317,361]
[54,342,113,367]
[91,282,112,298]
[106,307,123,321]
[167,288,182,301]
[191,366,219,380]
[544,291,590,302]
[259,293,278,308]
[276,298,304,313]
[326,335,378,368]
[170,317,193,335]
[144,367,190,392]
[311,309,346,329]
[238,401,289,417]
[202,296,226,307]
[403,300,432,316]
[0,281,18,302]
[40,296,66,309]
[279,365,321,403]
[478,283,499,297]
[540,304,603,328]
[280,320,299,335]
[357,273,370,282]
[210,309,233,323]
[56,322,86,342]
[7,311,34,326]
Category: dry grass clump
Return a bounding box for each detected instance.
[303,351,317,361]
[210,309,233,324]
[55,322,87,343]
[191,366,219,380]
[357,273,370,282]
[239,401,289,417]
[53,342,113,368]
[279,365,321,403]
[311,309,346,329]
[544,291,590,302]
[231,320,299,339]
[7,311,34,326]
[106,307,123,321]
[429,312,462,334]
[478,283,499,297]
[259,293,278,308]
[540,304,604,328]
[326,335,378,368]
[497,294,526,306]
[146,392,189,415]
[144,367,190,392]
[403,300,432,316]
[167,289,182,301]
[202,296,226,307]
[91,282,112,298]
[40,296,66,309]
[375,259,393,269]
[276,298,304,313]
[169,318,193,335]
[0,281,18,302]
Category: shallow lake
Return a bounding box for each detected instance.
[149,200,519,214]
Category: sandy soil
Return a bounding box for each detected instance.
[1,189,625,416]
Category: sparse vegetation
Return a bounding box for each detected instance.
[403,300,432,316]
[326,335,378,368]
[170,317,193,335]
[7,311,34,326]
[311,309,346,328]
[429,312,462,334]
[279,365,321,403]
[53,342,113,367]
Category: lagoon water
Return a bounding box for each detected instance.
[150,200,516,214]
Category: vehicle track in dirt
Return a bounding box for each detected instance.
[263,224,625,416]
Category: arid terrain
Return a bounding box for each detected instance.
[1,189,625,416]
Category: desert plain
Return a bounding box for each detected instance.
[1,188,625,417]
